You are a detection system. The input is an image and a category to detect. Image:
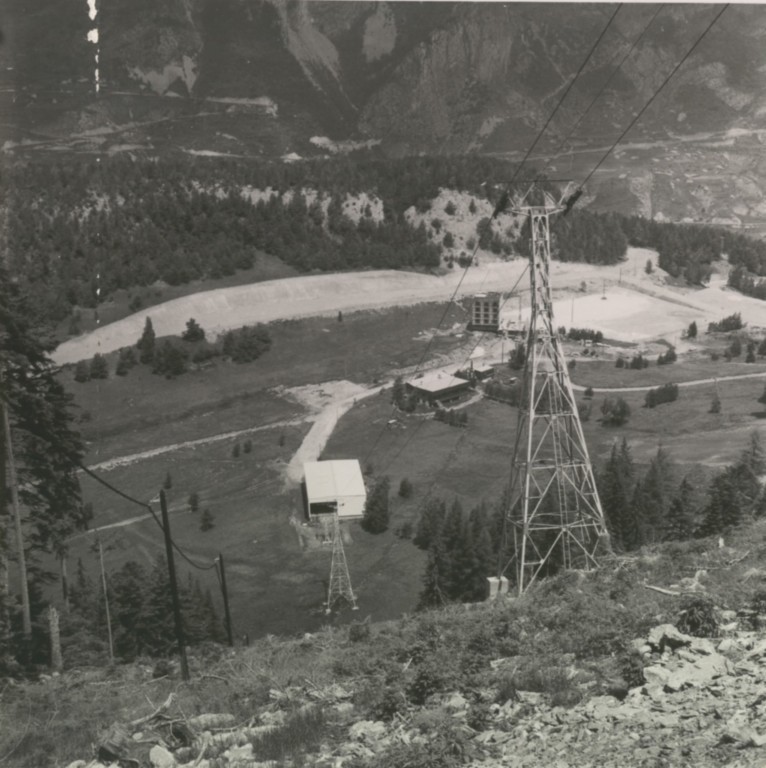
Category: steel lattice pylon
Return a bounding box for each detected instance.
[325,514,358,614]
[505,190,610,595]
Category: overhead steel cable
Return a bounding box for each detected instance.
[375,263,531,480]
[539,4,666,178]
[579,4,729,190]
[78,462,218,571]
[508,4,623,186]
[362,10,622,469]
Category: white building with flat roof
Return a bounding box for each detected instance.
[304,460,366,520]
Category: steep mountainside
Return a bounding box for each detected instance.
[4,2,766,226]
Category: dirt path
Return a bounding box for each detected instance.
[88,416,306,472]
[283,382,386,487]
[572,370,766,394]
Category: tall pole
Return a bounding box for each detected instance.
[97,536,114,664]
[216,553,234,647]
[159,490,190,681]
[3,400,31,638]
[0,396,10,654]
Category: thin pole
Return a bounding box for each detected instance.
[97,536,114,664]
[217,554,234,647]
[3,401,31,638]
[0,396,9,653]
[159,490,190,681]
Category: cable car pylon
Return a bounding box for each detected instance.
[326,513,358,614]
[503,184,611,595]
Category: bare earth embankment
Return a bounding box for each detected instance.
[54,248,766,366]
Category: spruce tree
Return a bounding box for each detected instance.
[137,317,156,364]
[111,560,148,660]
[664,477,696,541]
[362,477,390,534]
[599,439,634,551]
[413,497,446,550]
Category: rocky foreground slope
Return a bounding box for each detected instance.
[7,524,766,768]
[31,533,766,768]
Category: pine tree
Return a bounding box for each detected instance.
[200,509,214,531]
[137,317,156,364]
[89,353,109,379]
[438,500,465,599]
[599,439,634,551]
[362,477,390,534]
[413,497,446,550]
[74,359,90,383]
[641,447,675,537]
[664,477,696,541]
[163,471,173,490]
[110,560,148,660]
[181,318,205,342]
[141,556,177,657]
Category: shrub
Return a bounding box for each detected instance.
[348,620,371,643]
[708,312,743,333]
[657,347,677,365]
[645,382,679,408]
[398,477,414,498]
[584,386,594,399]
[620,650,646,688]
[676,596,717,638]
[251,707,326,763]
[601,396,630,426]
[444,201,457,216]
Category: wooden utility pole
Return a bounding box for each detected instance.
[159,490,190,681]
[0,397,9,653]
[216,553,234,647]
[48,606,62,672]
[3,400,31,638]
[97,536,114,664]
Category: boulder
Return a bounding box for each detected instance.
[642,665,670,687]
[664,652,732,692]
[148,746,175,768]
[348,720,387,744]
[647,624,693,652]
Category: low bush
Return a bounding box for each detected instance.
[676,596,717,638]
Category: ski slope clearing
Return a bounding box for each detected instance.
[54,248,766,365]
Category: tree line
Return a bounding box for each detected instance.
[410,433,766,607]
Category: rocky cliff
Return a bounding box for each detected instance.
[4,2,766,226]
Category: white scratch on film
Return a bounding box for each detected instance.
[87,0,100,94]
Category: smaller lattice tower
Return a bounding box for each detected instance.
[326,514,358,614]
[504,185,610,595]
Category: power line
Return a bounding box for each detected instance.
[509,4,623,185]
[539,4,666,178]
[78,462,218,571]
[375,264,530,480]
[362,8,622,468]
[579,4,729,189]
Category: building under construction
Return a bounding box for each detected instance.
[468,292,501,332]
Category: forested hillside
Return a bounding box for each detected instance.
[7,154,766,330]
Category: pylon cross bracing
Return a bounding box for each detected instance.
[505,189,610,594]
[325,513,358,614]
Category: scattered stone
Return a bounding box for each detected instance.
[223,743,254,761]
[444,692,468,713]
[647,624,693,652]
[348,720,387,744]
[149,745,175,768]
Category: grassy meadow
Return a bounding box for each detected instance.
[61,295,766,644]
